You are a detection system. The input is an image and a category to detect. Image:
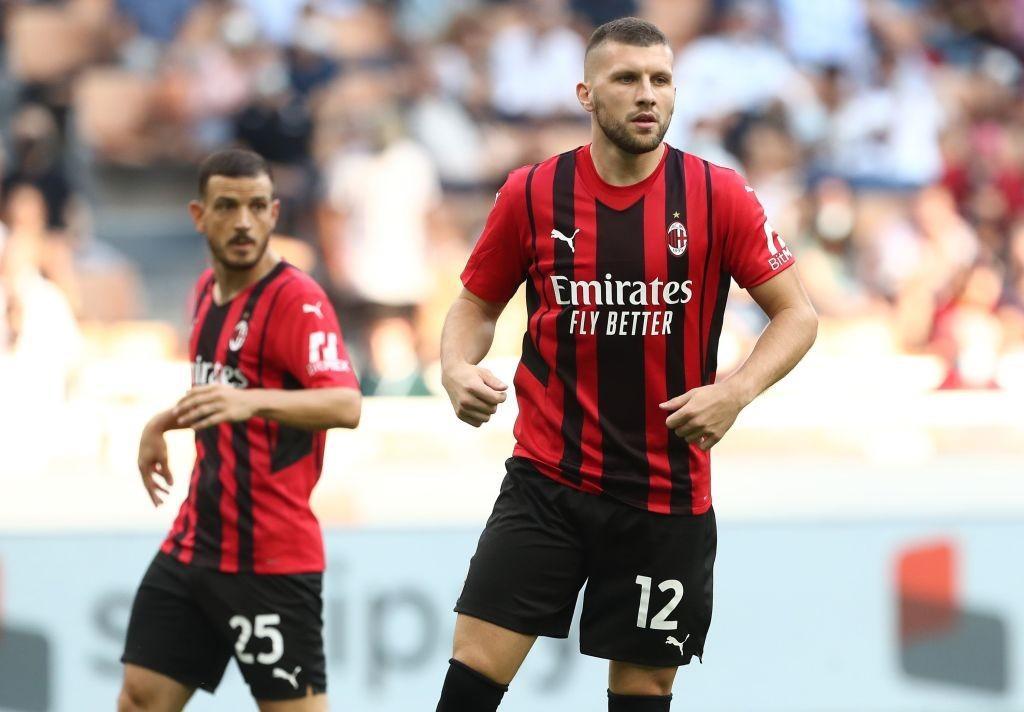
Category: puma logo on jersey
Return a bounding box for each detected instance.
[665,634,689,655]
[550,228,580,253]
[302,302,324,319]
[273,666,301,690]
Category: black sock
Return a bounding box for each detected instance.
[436,658,508,712]
[608,690,672,711]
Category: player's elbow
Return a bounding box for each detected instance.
[798,303,819,350]
[331,388,362,429]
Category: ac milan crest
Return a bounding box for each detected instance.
[667,221,688,257]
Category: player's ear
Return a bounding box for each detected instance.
[577,81,594,113]
[188,200,205,231]
[271,198,281,225]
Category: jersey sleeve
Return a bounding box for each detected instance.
[460,168,530,304]
[270,284,359,390]
[717,169,796,289]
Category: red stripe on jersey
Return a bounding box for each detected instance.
[571,168,604,490]
[642,158,671,514]
[514,156,563,471]
[551,151,585,485]
[684,155,717,513]
[196,293,249,569]
[246,273,295,570]
[218,406,241,573]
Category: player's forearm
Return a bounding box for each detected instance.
[247,387,361,430]
[440,294,501,372]
[724,304,818,407]
[146,408,188,434]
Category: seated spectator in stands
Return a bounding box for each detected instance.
[3,184,79,315]
[0,203,83,403]
[488,0,585,120]
[323,109,442,352]
[930,260,1005,389]
[64,198,144,322]
[666,0,824,150]
[360,316,431,397]
[2,104,72,231]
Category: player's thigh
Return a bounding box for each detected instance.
[580,504,717,668]
[451,613,537,685]
[453,459,587,681]
[121,554,233,695]
[197,569,327,702]
[118,664,195,712]
[607,660,678,696]
[257,692,329,712]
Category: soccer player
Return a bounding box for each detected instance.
[436,18,817,712]
[119,149,360,711]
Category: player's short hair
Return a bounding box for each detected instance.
[197,149,272,197]
[585,17,668,57]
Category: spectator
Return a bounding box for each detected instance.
[488,0,586,120]
[323,109,442,352]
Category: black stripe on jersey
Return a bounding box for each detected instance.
[552,151,584,485]
[256,271,299,471]
[227,261,286,571]
[271,372,313,473]
[168,467,194,559]
[701,164,729,385]
[698,160,714,384]
[703,271,730,386]
[170,277,216,558]
[596,198,648,498]
[192,274,215,321]
[665,150,692,512]
[191,300,231,569]
[521,164,548,385]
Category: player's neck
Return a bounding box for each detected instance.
[212,252,280,305]
[588,136,665,186]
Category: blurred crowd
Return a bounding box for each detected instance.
[1,0,1023,398]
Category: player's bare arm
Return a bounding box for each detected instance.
[173,384,361,431]
[661,267,818,450]
[440,288,509,427]
[137,409,178,507]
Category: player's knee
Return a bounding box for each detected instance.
[117,684,145,712]
[451,644,510,686]
[117,678,159,712]
[609,664,676,696]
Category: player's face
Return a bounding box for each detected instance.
[580,42,675,155]
[190,174,279,271]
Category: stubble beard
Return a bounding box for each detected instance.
[208,234,270,272]
[593,97,671,155]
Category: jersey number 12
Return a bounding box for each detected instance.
[635,575,684,630]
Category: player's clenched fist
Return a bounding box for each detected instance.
[174,383,255,430]
[659,381,749,451]
[441,362,508,427]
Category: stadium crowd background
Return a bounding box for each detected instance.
[1,3,1023,709]
[1,0,1023,402]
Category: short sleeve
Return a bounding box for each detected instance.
[718,169,796,289]
[460,170,529,303]
[271,285,359,390]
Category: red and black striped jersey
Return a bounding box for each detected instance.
[161,261,359,573]
[462,144,796,515]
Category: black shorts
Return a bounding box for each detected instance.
[455,457,717,668]
[121,553,325,701]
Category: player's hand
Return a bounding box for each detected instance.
[659,382,747,451]
[173,384,256,430]
[441,362,508,428]
[138,423,172,507]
